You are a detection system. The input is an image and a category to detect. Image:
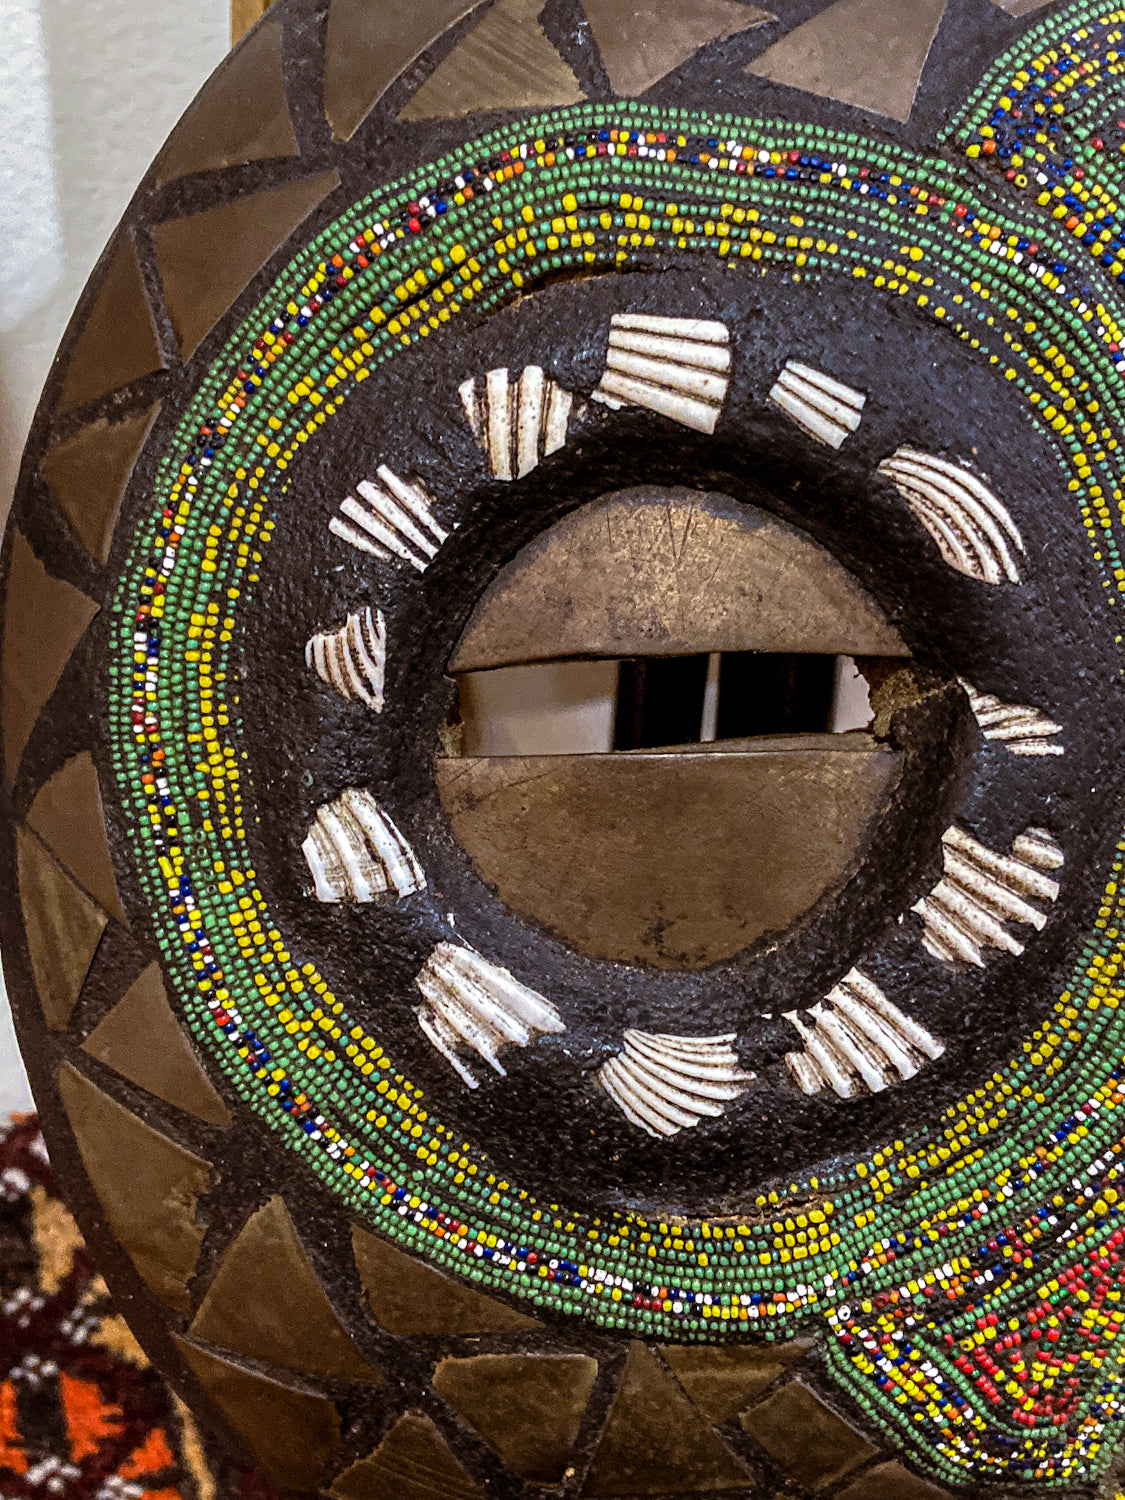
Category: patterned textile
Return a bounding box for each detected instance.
[0,1114,275,1500]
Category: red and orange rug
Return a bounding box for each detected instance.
[0,1114,276,1500]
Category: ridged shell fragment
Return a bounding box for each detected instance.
[592,313,731,434]
[878,448,1023,585]
[330,465,449,572]
[302,789,424,902]
[415,943,566,1089]
[458,366,577,480]
[597,1031,755,1138]
[913,824,1063,969]
[768,360,866,449]
[961,681,1063,757]
[784,970,944,1101]
[305,607,386,713]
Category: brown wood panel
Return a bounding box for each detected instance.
[437,739,901,966]
[450,488,907,672]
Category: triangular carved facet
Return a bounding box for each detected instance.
[583,1342,751,1494]
[583,0,774,95]
[740,1378,879,1488]
[82,963,231,1126]
[660,1341,811,1423]
[40,406,159,565]
[3,532,99,781]
[152,172,340,358]
[175,1339,341,1492]
[27,753,126,924]
[56,241,165,414]
[352,1226,539,1334]
[154,22,299,186]
[56,1064,213,1312]
[990,0,1058,12]
[192,1197,382,1382]
[18,828,107,1032]
[748,0,947,124]
[433,1353,598,1484]
[324,0,479,139]
[330,1413,484,1500]
[401,0,584,119]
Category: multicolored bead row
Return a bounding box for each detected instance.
[104,7,1125,1480]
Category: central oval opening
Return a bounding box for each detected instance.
[436,486,923,969]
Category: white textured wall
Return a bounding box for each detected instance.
[0,0,230,1115]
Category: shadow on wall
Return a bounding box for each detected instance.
[0,0,230,1112]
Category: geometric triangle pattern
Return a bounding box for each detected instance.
[740,1378,878,1490]
[2,531,98,783]
[659,1339,810,1423]
[352,1225,540,1334]
[582,1342,751,1495]
[151,171,340,359]
[432,1353,598,1484]
[329,1412,485,1500]
[400,0,584,120]
[175,1338,341,1492]
[54,1063,213,1313]
[582,0,775,96]
[39,405,160,565]
[81,961,232,1126]
[26,752,126,924]
[748,0,948,123]
[835,1461,954,1500]
[323,0,479,139]
[17,826,107,1033]
[154,21,300,187]
[54,240,165,415]
[191,1197,382,1382]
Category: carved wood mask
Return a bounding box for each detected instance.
[6,0,1125,1495]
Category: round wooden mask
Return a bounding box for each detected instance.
[7,0,1125,1494]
